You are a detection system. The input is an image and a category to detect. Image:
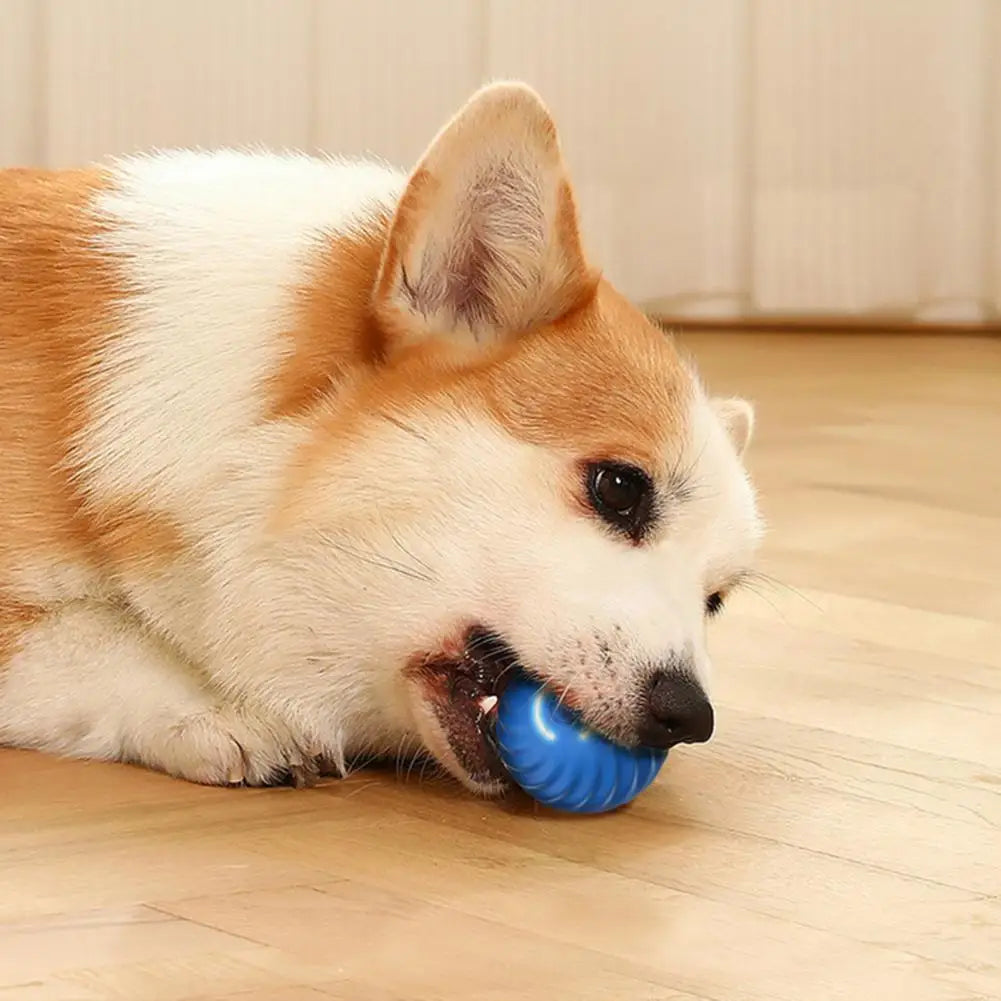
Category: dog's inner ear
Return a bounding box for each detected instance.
[373,82,598,350]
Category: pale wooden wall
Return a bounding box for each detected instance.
[2,0,998,322]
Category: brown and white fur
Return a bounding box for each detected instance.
[0,83,761,795]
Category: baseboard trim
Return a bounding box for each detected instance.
[649,314,1001,335]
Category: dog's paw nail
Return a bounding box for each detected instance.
[289,763,319,789]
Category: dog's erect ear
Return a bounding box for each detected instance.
[373,82,598,350]
[713,397,755,456]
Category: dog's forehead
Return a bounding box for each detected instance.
[483,282,693,469]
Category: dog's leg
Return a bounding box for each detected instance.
[0,598,309,785]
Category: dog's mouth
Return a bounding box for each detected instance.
[407,626,521,792]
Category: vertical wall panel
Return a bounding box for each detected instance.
[753,0,921,315]
[42,0,314,165]
[0,0,40,165]
[990,0,1001,315]
[313,0,484,167]
[487,0,748,310]
[752,0,990,320]
[911,0,989,322]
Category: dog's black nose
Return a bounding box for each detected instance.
[638,670,714,749]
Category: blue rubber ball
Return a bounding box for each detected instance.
[495,676,667,814]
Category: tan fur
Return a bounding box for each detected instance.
[483,283,689,470]
[0,598,45,661]
[84,500,187,569]
[0,169,185,586]
[268,215,392,420]
[281,280,688,529]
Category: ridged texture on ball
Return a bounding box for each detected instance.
[496,677,667,814]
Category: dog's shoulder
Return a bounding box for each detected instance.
[0,152,404,596]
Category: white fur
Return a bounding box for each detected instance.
[0,601,303,784]
[81,151,402,512]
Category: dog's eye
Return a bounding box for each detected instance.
[586,462,654,541]
[705,592,725,617]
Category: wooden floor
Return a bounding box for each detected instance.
[2,332,999,1001]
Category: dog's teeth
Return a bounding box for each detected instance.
[478,695,498,714]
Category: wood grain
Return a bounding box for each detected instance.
[1,331,998,1001]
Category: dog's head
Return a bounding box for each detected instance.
[276,83,761,792]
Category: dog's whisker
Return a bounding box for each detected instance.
[388,530,437,580]
[378,410,429,442]
[393,733,411,781]
[737,581,786,617]
[395,733,419,781]
[554,664,589,714]
[303,649,342,664]
[674,476,718,504]
[404,740,429,785]
[417,755,442,785]
[340,748,381,780]
[741,570,823,612]
[313,530,434,584]
[340,779,382,801]
[667,432,711,501]
[405,744,427,784]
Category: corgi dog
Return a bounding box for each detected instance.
[0,83,761,796]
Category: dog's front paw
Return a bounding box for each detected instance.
[145,708,315,787]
